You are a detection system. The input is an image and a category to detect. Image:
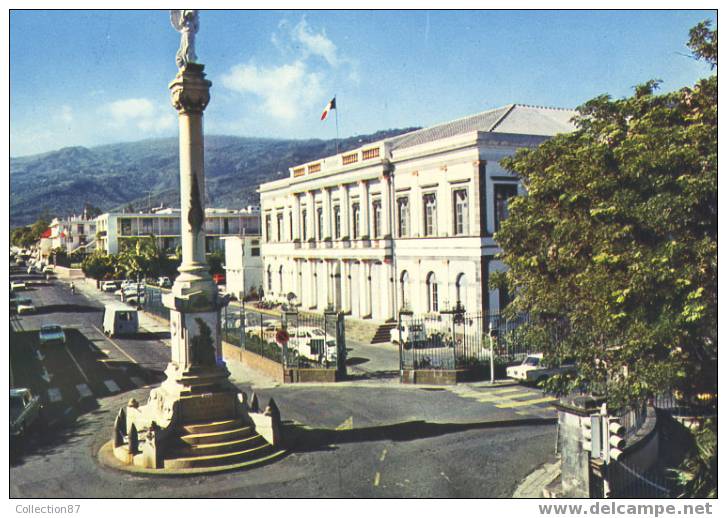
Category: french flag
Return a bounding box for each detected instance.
[320,97,336,121]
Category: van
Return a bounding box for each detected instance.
[103,305,139,337]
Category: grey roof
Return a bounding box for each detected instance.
[388,104,577,151]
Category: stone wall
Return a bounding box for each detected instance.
[400,368,487,385]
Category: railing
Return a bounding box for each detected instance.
[398,310,533,374]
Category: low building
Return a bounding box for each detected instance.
[259,104,576,320]
[222,235,263,301]
[95,206,261,255]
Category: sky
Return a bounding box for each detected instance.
[9,9,717,157]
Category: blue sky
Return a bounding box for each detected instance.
[9,9,716,157]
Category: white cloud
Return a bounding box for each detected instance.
[104,98,174,133]
[221,61,323,121]
[292,19,339,67]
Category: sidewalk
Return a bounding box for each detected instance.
[512,458,561,498]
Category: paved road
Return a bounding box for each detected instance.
[9,268,558,498]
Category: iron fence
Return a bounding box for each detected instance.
[398,310,533,373]
[607,458,673,498]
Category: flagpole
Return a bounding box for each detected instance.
[334,94,339,154]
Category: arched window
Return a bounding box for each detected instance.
[426,272,438,313]
[266,265,272,292]
[455,273,467,309]
[400,270,410,310]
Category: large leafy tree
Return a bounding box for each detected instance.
[495,22,716,406]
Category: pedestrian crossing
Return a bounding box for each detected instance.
[455,384,557,412]
[46,376,152,405]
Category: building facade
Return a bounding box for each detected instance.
[222,236,264,301]
[259,104,576,321]
[49,213,97,254]
[95,206,261,255]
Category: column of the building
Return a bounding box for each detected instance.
[359,180,370,238]
[386,261,395,320]
[381,174,392,238]
[341,184,351,238]
[292,195,301,240]
[306,191,315,240]
[322,187,332,239]
[357,261,367,317]
[340,260,350,313]
[325,260,333,308]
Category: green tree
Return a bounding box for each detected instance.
[494,23,717,407]
[82,251,117,285]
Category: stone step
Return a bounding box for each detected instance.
[182,418,247,435]
[180,425,255,445]
[371,323,397,344]
[164,442,275,469]
[172,433,268,457]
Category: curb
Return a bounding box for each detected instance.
[512,458,561,498]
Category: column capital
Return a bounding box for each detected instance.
[169,63,212,114]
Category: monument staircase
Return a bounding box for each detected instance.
[164,417,277,469]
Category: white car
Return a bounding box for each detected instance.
[101,281,119,292]
[16,298,36,315]
[10,388,42,436]
[390,322,427,346]
[10,281,27,291]
[39,324,66,345]
[506,354,576,384]
[42,266,54,274]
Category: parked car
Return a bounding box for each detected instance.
[101,281,120,292]
[16,298,36,315]
[288,326,336,363]
[390,322,427,347]
[39,324,67,345]
[506,353,577,384]
[158,276,172,288]
[42,265,54,274]
[10,388,42,437]
[10,281,27,291]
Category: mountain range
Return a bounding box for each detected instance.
[9,128,417,227]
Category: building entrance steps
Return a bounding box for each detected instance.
[371,322,398,344]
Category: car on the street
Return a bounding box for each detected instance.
[288,326,337,363]
[10,388,42,437]
[158,276,172,288]
[103,305,139,336]
[42,265,54,274]
[101,280,120,292]
[39,324,67,345]
[506,353,577,384]
[390,322,427,347]
[10,281,27,291]
[16,298,36,314]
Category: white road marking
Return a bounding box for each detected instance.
[104,380,121,393]
[76,384,93,399]
[47,388,62,403]
[373,472,381,487]
[64,345,90,383]
[90,324,138,364]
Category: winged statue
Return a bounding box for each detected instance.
[170,10,199,68]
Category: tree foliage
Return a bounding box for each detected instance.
[495,23,716,406]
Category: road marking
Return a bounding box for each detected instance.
[373,472,381,487]
[64,345,90,383]
[335,416,353,430]
[36,349,45,361]
[379,448,387,462]
[488,387,523,395]
[131,376,146,387]
[104,380,121,393]
[41,366,53,383]
[76,384,93,399]
[47,388,62,403]
[496,396,556,408]
[90,324,138,364]
[101,349,111,355]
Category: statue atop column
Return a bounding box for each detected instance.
[170,10,199,68]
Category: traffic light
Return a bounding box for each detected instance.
[581,414,602,459]
[606,417,625,461]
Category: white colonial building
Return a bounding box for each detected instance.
[95,206,261,255]
[49,213,97,254]
[259,104,576,321]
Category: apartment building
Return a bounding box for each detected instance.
[49,213,97,254]
[222,235,263,301]
[95,206,261,255]
[259,104,576,321]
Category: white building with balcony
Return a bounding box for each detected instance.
[259,104,576,321]
[222,236,263,301]
[95,206,261,255]
[49,213,97,255]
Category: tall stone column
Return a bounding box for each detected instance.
[341,184,351,238]
[292,195,301,240]
[381,174,392,238]
[322,188,332,239]
[359,180,370,238]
